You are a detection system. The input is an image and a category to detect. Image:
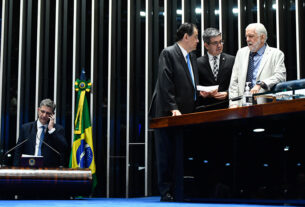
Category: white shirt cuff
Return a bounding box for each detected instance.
[48,128,56,134]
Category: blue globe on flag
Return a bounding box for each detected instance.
[76,139,93,168]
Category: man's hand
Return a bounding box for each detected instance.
[212,91,228,100]
[171,110,182,116]
[48,114,55,131]
[250,84,261,94]
[199,89,218,98]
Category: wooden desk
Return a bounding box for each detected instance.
[150,98,305,203]
[150,98,305,128]
[0,167,92,198]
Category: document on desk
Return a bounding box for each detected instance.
[197,85,219,92]
[21,154,43,158]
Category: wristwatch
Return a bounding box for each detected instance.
[256,81,267,90]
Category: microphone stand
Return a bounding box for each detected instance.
[41,140,64,168]
[1,138,29,167]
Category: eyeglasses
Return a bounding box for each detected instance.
[209,41,224,46]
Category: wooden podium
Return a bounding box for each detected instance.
[150,98,305,203]
[0,167,92,198]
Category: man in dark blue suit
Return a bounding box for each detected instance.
[13,99,68,167]
[150,23,199,202]
[197,28,235,110]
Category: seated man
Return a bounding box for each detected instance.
[13,99,68,167]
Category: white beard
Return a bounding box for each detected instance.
[248,39,262,52]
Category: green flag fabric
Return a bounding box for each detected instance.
[69,79,97,190]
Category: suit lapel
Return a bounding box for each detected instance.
[217,54,226,83]
[241,50,251,86]
[175,44,194,86]
[190,53,198,86]
[256,45,270,79]
[28,122,38,154]
[204,55,215,81]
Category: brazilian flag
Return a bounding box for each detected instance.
[69,76,97,190]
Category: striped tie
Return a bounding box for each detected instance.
[38,126,45,156]
[246,52,257,88]
[212,56,218,81]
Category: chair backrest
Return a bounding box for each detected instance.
[274,79,305,92]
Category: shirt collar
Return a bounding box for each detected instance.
[37,120,47,129]
[177,43,188,58]
[207,52,220,61]
[256,44,267,56]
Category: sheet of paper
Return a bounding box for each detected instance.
[22,154,43,158]
[196,85,219,92]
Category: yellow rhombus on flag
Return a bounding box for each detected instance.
[69,76,97,190]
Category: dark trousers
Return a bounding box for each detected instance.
[154,126,184,201]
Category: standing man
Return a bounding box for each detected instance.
[13,99,68,167]
[197,28,235,110]
[150,23,199,202]
[229,23,286,107]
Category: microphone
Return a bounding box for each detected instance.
[40,139,64,168]
[195,95,243,111]
[1,138,29,167]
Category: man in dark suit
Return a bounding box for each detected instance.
[197,28,235,110]
[150,23,199,202]
[13,99,68,167]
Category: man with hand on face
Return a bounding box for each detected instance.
[229,23,286,107]
[13,99,68,167]
[197,28,235,110]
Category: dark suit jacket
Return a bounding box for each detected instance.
[13,121,69,167]
[196,52,235,110]
[150,43,199,118]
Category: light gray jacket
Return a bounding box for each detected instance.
[229,45,286,106]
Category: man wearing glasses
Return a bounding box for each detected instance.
[196,28,235,110]
[13,99,68,167]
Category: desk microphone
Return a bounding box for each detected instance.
[1,138,29,167]
[195,95,243,111]
[37,132,64,168]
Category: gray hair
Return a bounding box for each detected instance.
[40,98,56,112]
[202,28,222,44]
[246,23,268,43]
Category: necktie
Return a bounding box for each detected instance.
[186,54,196,100]
[212,56,218,81]
[246,52,257,88]
[38,126,45,156]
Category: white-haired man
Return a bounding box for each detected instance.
[229,23,286,107]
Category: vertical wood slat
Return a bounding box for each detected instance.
[164,0,168,48]
[0,0,7,141]
[90,0,96,135]
[237,0,241,49]
[35,0,42,120]
[295,0,300,79]
[219,0,222,32]
[54,0,61,117]
[276,0,280,49]
[126,0,131,198]
[145,0,153,197]
[201,0,204,56]
[72,0,78,147]
[107,0,114,198]
[16,0,26,142]
[257,0,260,23]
